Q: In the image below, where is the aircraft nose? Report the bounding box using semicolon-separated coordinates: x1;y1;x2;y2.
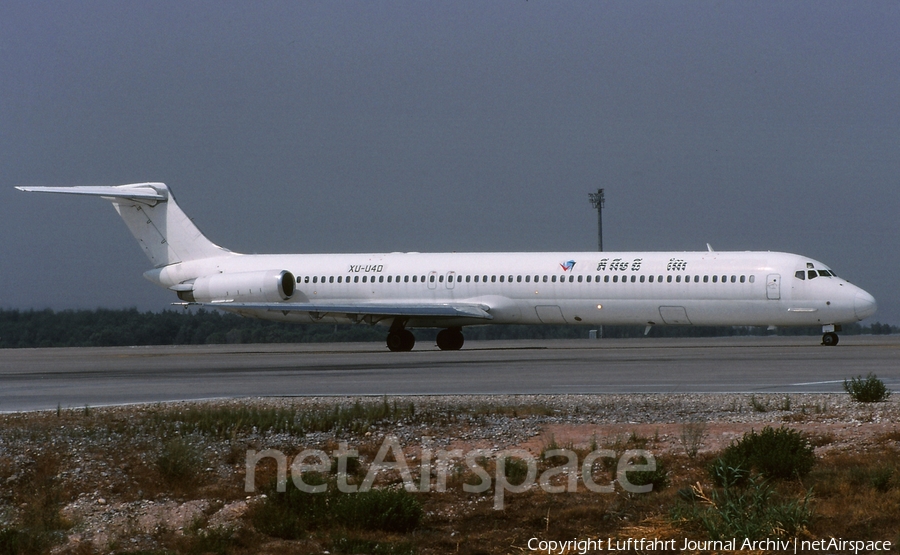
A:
854;290;877;320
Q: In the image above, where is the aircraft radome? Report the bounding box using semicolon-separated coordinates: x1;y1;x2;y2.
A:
17;183;877;350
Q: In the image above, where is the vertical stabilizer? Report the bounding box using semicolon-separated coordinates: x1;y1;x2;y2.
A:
16;182;233;267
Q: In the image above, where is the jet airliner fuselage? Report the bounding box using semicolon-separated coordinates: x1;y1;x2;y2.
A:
17;183;877;350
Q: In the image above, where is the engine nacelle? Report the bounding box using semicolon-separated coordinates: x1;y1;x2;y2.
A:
177;270;295;303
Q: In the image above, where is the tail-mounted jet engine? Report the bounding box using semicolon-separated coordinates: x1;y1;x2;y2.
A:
176;270;295;303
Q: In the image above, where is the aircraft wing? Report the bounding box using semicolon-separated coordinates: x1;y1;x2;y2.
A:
192;301;494;321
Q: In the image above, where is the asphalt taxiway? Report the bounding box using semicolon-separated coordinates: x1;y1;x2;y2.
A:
1;336;898;412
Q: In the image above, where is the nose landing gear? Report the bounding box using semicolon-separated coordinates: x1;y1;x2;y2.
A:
821;324;841;346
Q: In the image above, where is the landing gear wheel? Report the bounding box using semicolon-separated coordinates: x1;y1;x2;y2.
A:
822;332;839;346
436;328;465;351
387;330;416;352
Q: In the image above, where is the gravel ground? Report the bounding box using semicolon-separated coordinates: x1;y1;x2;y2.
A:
0;393;897;553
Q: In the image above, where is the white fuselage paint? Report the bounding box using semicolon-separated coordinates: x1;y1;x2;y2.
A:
146;250;876;329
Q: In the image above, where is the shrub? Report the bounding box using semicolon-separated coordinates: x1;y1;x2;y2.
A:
251;474;330;539
844;373;892;403
710;426;815;485
626;458;670;491
680;421;707;459
675;472;813;540
332;488;422;533
252;476;422;539
157;437;202;487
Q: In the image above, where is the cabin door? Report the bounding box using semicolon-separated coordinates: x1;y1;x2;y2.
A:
445;271;456;289
766;274;781;300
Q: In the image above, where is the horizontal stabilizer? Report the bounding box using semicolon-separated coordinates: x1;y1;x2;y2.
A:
194;302;494;320
16;183;167;201
16;182;231;267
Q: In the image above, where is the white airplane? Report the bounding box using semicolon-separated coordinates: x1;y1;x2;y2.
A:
17;182;876;350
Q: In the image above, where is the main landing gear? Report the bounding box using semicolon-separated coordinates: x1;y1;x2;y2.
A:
386;329;416;352
385;321;466;352
436;327;464;351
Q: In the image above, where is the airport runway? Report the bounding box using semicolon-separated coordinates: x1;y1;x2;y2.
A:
1;336;898;412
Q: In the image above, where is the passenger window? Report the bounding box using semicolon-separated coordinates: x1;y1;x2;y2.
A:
458;275;462;282
630;275;636;283
585;275;591;283
404;276;409;283
329;276;334;283
525;275;531;283
543;275;548;283
749;275;755;283
808;270;817;280
648;275;654;283
466;275;471;283
569;275;574;282
612;275;618;283
380;276;385;283
730;275;736;283
694;276;700;283
640;275;645;283
499;275;505;283
740;275;745;283
721;275;727;282
412;275;417;283
703;275;709;283
667;275;673;283
552;275;557;283
658;275;663;282
312;276;317;284
518;275;523;283
577;275;582;283
491;275;497;283
438;275;443;283
676;275;681;283
474;275;479;283
482;275;488;282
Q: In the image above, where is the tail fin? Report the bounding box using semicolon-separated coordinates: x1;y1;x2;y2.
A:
16;182;234;267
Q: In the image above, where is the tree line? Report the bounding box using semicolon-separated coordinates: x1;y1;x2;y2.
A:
0;308;895;349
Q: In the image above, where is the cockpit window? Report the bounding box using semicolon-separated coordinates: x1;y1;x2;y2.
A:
808;270;817;280
795;271;805;280
817;270;831;277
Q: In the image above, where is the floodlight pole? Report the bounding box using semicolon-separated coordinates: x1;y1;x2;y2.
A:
588;188;605;252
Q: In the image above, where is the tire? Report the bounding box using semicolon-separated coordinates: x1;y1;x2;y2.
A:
822;332;839;346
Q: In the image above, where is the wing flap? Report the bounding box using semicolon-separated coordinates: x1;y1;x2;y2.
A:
194;301;493;320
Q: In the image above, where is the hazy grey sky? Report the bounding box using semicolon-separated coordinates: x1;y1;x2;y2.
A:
2;1;898;324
